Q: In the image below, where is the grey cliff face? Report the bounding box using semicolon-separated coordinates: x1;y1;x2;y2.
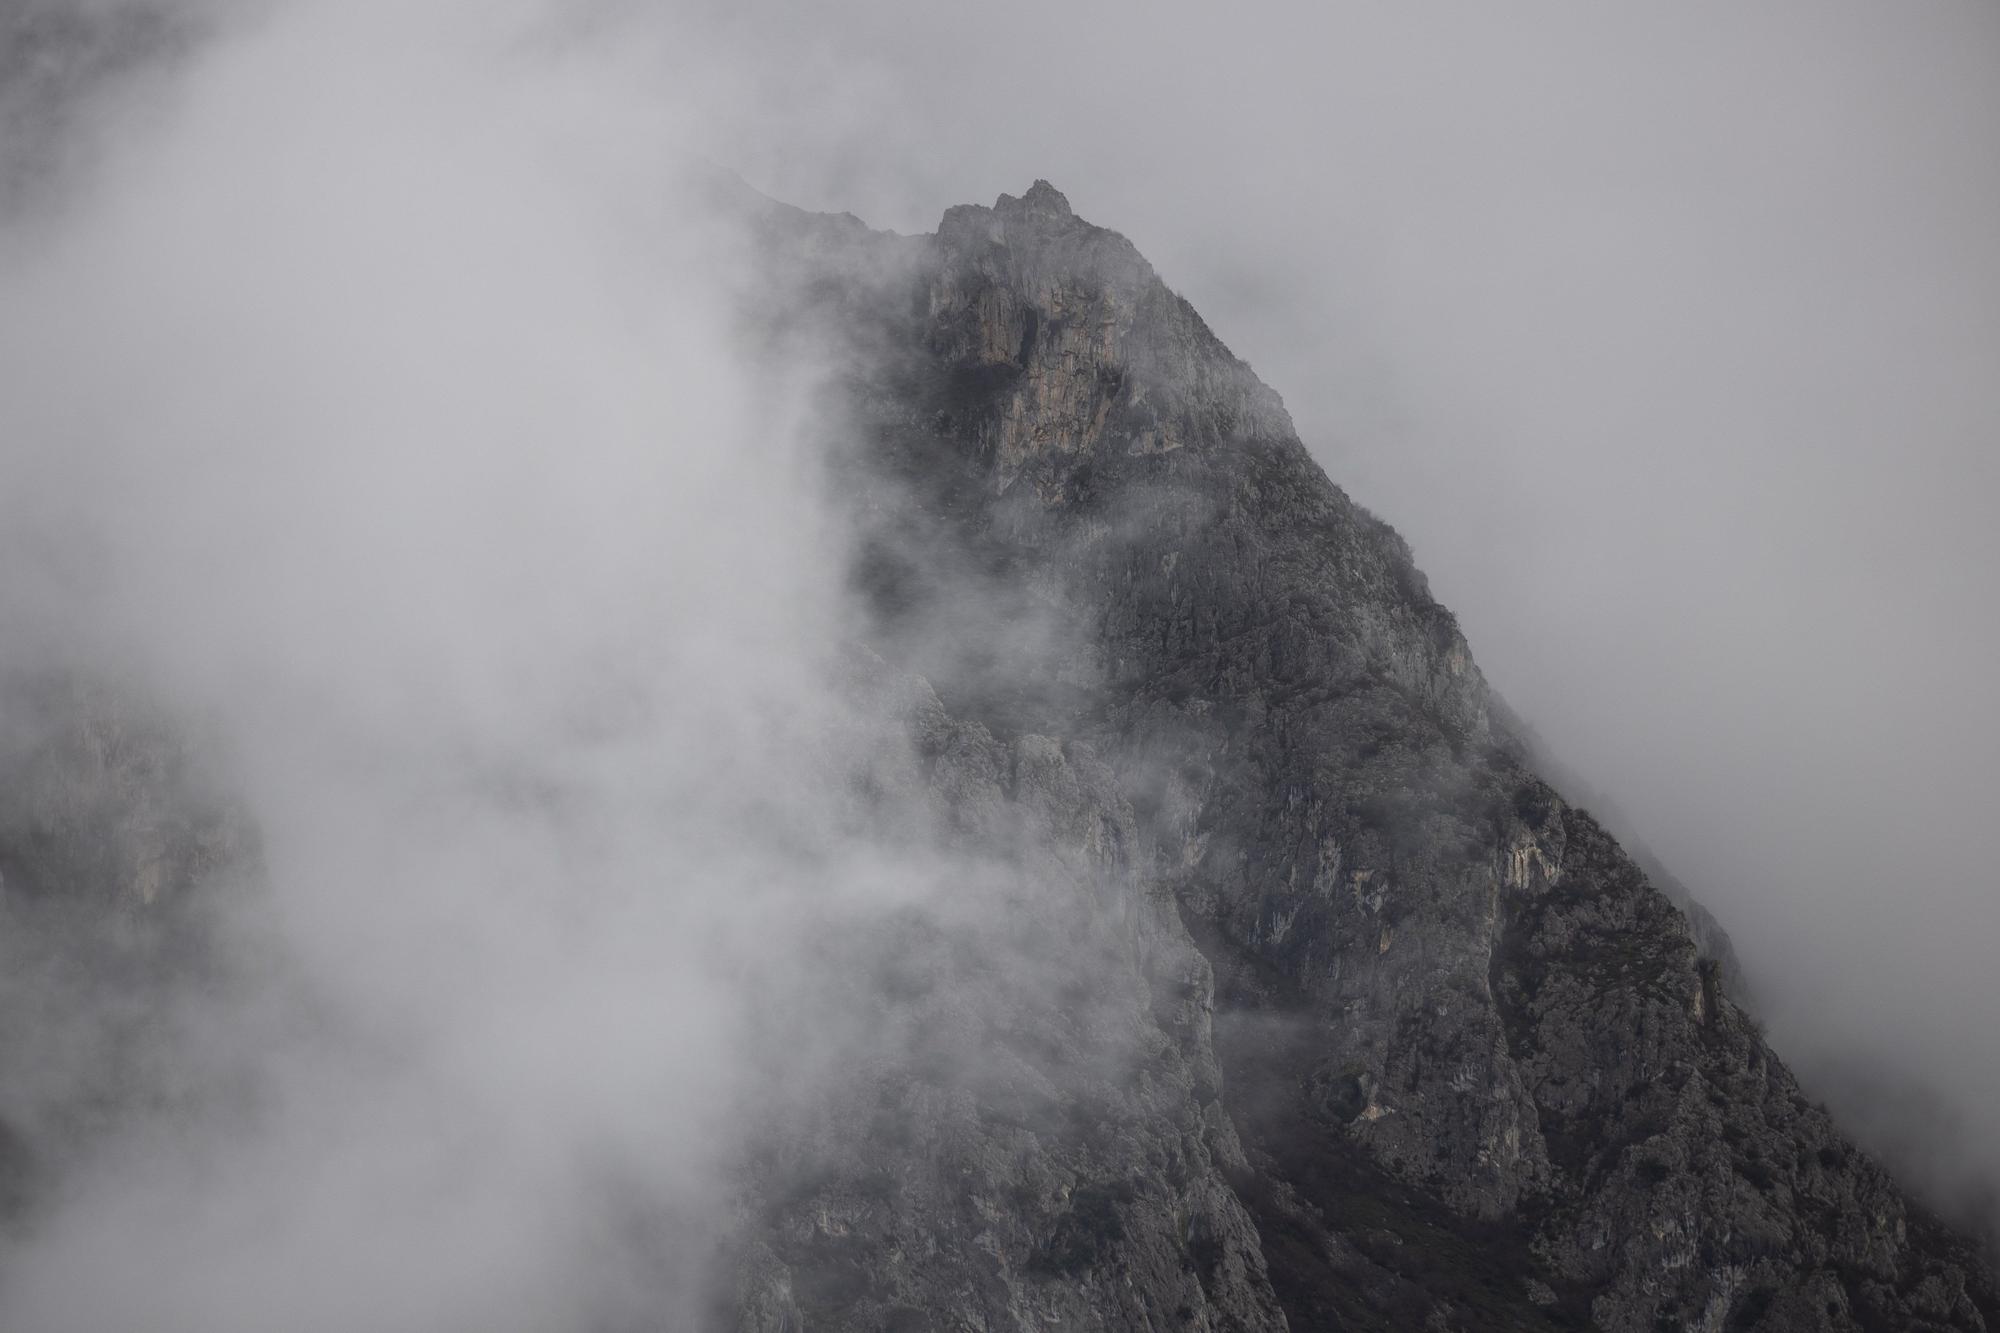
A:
731;180;1999;1331
726;666;1285;1332
1;179;1994;1332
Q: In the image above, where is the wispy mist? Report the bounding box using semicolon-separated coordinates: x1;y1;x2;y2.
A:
0;3;994;1326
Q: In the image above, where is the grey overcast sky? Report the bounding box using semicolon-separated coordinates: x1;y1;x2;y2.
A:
680;0;2000;1200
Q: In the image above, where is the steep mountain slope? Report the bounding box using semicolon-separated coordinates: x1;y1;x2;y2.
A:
2;179;1993;1331
735;180;1999;1331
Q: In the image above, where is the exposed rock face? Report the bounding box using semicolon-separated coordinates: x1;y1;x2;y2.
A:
3;179;1995;1332
726;669;1285;1332
0;674;244;1224
734;181;1999;1330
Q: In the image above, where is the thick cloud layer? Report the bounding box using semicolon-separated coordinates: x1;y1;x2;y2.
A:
0;3;959;1326
2;0;1995;1314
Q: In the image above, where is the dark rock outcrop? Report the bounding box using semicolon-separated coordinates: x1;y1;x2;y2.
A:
738;180;1999;1331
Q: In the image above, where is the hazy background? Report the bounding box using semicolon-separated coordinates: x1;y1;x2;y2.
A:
2;0;1996;1305
688;0;2000;1224
0;3;986;1326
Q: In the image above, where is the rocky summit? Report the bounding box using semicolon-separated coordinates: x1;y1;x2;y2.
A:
724;179;2000;1331
4;178;1996;1332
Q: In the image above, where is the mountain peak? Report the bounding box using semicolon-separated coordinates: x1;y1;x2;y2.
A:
10;168;1997;1333
995;178;1072;221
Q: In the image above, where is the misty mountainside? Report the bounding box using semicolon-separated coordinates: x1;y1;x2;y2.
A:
2;176;1995;1333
